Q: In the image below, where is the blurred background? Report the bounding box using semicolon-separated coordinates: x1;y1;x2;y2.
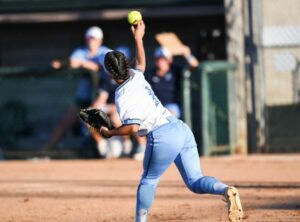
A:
0;0;299;160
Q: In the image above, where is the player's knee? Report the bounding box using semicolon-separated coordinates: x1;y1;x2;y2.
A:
136;183;156;211
138;179;159;191
186;179;205;194
185;181;197;193
187;184;198;193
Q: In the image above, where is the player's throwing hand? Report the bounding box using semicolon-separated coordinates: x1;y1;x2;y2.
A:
131;20;145;40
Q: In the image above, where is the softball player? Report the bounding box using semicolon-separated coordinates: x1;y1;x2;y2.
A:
99;21;243;222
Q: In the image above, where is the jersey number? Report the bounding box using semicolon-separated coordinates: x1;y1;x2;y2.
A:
145;86;160;107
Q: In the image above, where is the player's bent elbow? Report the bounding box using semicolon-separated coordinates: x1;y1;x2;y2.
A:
135;64;146;73
129;124;140;135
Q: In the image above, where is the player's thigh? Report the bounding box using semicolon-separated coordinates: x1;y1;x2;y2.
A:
142;125;184;181
175;124;203;185
182;122;198;150
175;146;203;185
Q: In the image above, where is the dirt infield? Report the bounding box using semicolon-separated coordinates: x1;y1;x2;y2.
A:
0;154;299;222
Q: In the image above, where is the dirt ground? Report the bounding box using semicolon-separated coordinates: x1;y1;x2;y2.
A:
0;154;299;222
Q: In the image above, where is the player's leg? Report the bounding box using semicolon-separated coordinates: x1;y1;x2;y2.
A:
174;144;228;195
174;122;243;221
136;123;184;222
174;121;227;194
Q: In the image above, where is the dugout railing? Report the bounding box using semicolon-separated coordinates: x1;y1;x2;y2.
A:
181;61;237;156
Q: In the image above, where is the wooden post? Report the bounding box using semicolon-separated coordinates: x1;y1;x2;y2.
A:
224;0;248;154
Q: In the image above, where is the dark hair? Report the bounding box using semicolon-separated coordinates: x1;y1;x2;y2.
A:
104;51;130;81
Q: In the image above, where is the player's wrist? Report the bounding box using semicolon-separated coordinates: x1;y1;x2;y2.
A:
100;127;113;138
108;129;114;137
135;37;143;43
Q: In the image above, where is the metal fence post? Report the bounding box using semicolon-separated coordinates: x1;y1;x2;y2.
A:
181;68;192;128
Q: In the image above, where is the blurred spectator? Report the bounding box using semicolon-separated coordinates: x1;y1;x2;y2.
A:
43;26;109;153
116;45;132;60
92;45;147;159
147;46;199;118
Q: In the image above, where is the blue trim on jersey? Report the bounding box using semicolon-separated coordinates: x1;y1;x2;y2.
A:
116;76;132;91
123;118;141;125
123;123;141;126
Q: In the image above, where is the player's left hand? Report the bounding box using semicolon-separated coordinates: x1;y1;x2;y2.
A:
100;126;112;138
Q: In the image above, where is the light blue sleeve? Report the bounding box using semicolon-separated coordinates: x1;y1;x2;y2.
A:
70;48;86;61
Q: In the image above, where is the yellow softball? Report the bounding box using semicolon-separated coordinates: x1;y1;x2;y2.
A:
127;10;142;25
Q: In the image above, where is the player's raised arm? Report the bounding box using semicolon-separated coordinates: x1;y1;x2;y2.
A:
131;20;146;73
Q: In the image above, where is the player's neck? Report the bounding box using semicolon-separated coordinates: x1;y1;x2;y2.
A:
114;77;130;86
115;79;125;85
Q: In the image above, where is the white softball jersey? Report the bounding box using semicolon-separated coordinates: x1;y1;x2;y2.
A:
115;69;172;136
